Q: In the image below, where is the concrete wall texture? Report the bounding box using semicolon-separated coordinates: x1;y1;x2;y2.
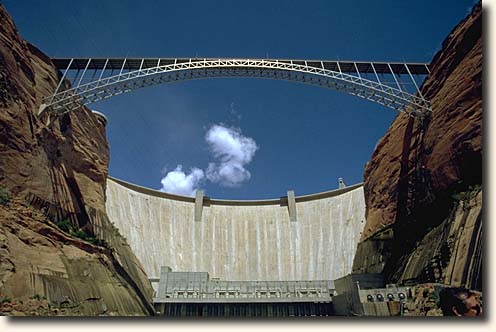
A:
105;177;366;281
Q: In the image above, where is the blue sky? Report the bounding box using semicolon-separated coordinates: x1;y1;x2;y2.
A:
4;0;477;199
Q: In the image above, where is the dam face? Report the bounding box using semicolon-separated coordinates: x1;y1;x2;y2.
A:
105;178;366;281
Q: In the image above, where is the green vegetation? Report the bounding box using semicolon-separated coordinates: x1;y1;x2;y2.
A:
451;184;481;202
55;219;72;233
31;294;47;301
0;297;11;304
71;228;107;246
0;187;11;205
54;219;107;247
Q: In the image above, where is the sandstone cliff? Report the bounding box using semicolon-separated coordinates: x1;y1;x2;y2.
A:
352;2;482;290
0;5;154;315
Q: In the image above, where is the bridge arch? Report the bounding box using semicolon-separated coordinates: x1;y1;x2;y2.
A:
39;58;431;118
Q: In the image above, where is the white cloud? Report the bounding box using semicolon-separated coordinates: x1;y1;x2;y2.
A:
229;102;242;123
158;124;258;194
206;162;251;187
159;165;204;197
205;125;258;187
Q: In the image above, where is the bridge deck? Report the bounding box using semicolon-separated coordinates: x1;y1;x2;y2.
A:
51;57;430;75
40;57;431;117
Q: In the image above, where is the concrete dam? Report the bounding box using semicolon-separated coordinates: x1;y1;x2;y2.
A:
105;177;366;282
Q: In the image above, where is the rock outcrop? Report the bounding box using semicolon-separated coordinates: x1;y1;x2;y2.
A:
0;5;154;315
352;2;482;290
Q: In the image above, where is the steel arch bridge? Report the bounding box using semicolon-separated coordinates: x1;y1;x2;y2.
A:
39;57;432;118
